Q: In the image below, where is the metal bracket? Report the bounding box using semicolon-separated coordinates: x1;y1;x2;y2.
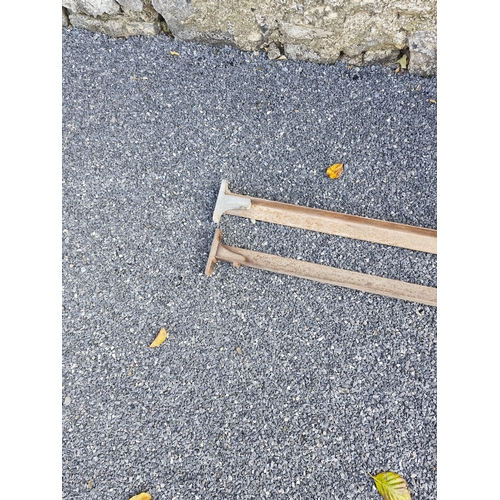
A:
212;180;252;223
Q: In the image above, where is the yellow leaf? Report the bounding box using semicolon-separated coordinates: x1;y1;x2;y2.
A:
129;494;152;500
397;54;407;69
170;51;180;56
276;55;287;60
371;471;412;500
429;99;436;103
236;347;243;355
326;163;344;179
150;327;168;347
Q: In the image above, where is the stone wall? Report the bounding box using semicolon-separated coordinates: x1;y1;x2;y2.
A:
62;0;437;76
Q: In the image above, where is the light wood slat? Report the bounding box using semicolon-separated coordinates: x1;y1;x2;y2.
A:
206;230;437;307
226;197;437;254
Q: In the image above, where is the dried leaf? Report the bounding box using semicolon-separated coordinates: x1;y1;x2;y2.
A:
236;347;243;355
371;471;412;500
87;479;92;489
129;494;151;500
150;327;168;347
326;163;344;179
429;99;436;104
170;51;180;56
397;54;407;69
276;55;287;61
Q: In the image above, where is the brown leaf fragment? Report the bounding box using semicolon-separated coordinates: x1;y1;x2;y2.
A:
326;163;344;179
371;471;412;500
429;99;436;104
129;494;152;500
170;50;180;56
150;327;168;347
276;55;287;61
236;347;243;355
87;479;92;489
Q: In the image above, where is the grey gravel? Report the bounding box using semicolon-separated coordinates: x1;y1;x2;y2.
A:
62;27;437;500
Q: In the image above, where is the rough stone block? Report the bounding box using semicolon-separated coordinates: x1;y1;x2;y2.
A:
68;12;161;37
266;42;281;60
150;0;435;72
63;0;121;17
408;30;437;77
117;0;143;12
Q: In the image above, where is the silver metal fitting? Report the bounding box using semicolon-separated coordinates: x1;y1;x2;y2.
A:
212;180;252;223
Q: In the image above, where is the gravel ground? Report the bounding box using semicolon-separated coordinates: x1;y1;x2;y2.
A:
62;27;437;500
